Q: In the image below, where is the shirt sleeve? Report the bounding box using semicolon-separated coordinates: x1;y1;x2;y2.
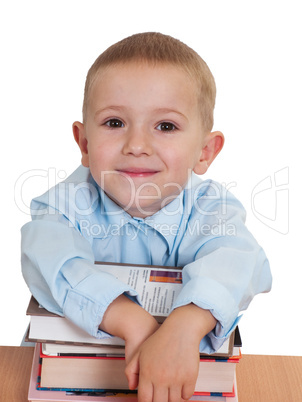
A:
21;206;139;339
172;182;272;354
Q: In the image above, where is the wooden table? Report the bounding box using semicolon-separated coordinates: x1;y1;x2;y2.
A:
0;346;301;401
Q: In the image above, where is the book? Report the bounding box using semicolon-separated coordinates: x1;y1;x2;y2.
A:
38;344;240;394
41;342;125;357
40;326;241;358
26;262;237;358
28;344;239;401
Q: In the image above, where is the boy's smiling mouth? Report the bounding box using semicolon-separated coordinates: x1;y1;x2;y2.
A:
117;167;160;178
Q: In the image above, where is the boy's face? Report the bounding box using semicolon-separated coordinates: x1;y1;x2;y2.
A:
74;62;223;218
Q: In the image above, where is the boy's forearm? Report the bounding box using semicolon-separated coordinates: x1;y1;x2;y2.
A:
100;296;216;346
163;303;217;344
99;294;159;343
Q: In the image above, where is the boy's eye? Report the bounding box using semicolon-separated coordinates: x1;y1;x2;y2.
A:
105;119;124;128
156;122;176;132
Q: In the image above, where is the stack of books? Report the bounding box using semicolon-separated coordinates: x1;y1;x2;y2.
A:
26;262;241;401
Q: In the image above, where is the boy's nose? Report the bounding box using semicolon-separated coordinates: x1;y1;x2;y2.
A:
122;127;153;156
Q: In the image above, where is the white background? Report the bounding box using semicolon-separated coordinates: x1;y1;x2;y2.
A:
1;1;301;355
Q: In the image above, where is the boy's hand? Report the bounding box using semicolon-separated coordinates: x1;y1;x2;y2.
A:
125;304;217;402
126;323;200;401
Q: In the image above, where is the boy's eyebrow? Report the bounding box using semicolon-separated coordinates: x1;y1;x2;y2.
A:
94;106;188;121
153;108;188;122
94;106;125;119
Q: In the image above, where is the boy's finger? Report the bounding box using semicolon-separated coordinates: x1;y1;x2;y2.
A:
137;379;154;402
153;385;168;402
181;381;196;401
168;385;183;402
125;354;140;390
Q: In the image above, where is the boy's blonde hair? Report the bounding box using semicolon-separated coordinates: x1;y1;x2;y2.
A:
83;32;216;131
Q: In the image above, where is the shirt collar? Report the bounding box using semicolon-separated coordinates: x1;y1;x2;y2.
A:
143;191;184;254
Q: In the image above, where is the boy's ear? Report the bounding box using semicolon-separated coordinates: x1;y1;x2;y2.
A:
72;121;89;167
193;131;224;175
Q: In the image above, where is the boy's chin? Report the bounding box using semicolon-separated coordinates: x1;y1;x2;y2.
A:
122;203;161;219
104;192;160;218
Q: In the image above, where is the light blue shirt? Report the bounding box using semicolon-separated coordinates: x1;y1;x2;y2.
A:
21;166;272;353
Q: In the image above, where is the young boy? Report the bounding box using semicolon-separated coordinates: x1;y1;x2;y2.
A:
21;32;272;401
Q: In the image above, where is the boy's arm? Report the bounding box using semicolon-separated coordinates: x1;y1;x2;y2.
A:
170;181;272;355
99;294;159;363
21;217;141;340
125;303;217;402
